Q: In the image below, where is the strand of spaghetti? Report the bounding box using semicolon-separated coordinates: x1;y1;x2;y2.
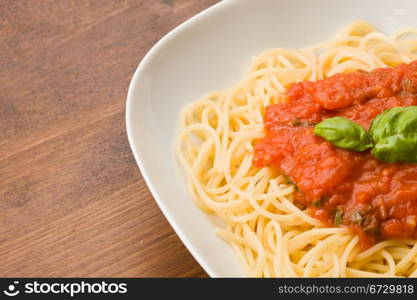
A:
346;268;403;278
380;250;395;277
280;231;298;277
231;224;256;270
242;223;266;277
302;254;317;277
332;49;378;69
278;197;322;226
217;90;232;173
215;226;247;244
245;91;264;124
340;236;359;277
368;48;390;67
254;187;294;201
268;74;286;94
304;253;335;277
177;124;221;171
408;264;417;278
332;253;341;278
268;221;284;277
340;20;377;38
226;170;311;224
181;97;223;133
190;139;214;174
392;27;417;40
248;49;313;71
231;153;253;182
184;180;210;213
226;207;301;223
256;215;266;242
288;228;349;252
297;235;350;268
230;241;252;276
224;145;307;222
363;263;389;273
177;132;251;212
265;183;319;226
355;240;404;260
395;241;417;273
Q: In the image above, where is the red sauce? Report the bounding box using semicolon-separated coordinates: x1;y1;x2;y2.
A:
253;61;417;248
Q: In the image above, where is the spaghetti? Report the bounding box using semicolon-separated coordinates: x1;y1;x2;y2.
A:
176;21;417;277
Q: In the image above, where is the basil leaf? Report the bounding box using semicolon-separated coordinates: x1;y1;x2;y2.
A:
334;209;343;226
312;199;321;208
312;196;329;208
314;117;373;151
292;118;318;127
292;118;304;127
369;106;417;163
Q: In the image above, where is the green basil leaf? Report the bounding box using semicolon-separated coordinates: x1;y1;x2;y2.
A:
334;209;343;226
314;117;373;151
369;106;417;163
312;199;321;208
312;196;329;208
292;118;304;127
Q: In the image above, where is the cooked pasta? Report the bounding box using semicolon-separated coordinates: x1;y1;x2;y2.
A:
176;21;417;277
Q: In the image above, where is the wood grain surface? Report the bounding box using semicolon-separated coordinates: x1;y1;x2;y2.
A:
0;0;219;277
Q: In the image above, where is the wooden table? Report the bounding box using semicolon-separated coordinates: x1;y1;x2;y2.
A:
0;0;219;278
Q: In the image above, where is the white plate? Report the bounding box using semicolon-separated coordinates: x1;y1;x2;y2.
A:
126;0;417;277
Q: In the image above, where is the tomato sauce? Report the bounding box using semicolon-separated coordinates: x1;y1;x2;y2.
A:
253;61;417;248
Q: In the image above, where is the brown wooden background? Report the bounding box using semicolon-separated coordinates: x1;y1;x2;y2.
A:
0;0;219;277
